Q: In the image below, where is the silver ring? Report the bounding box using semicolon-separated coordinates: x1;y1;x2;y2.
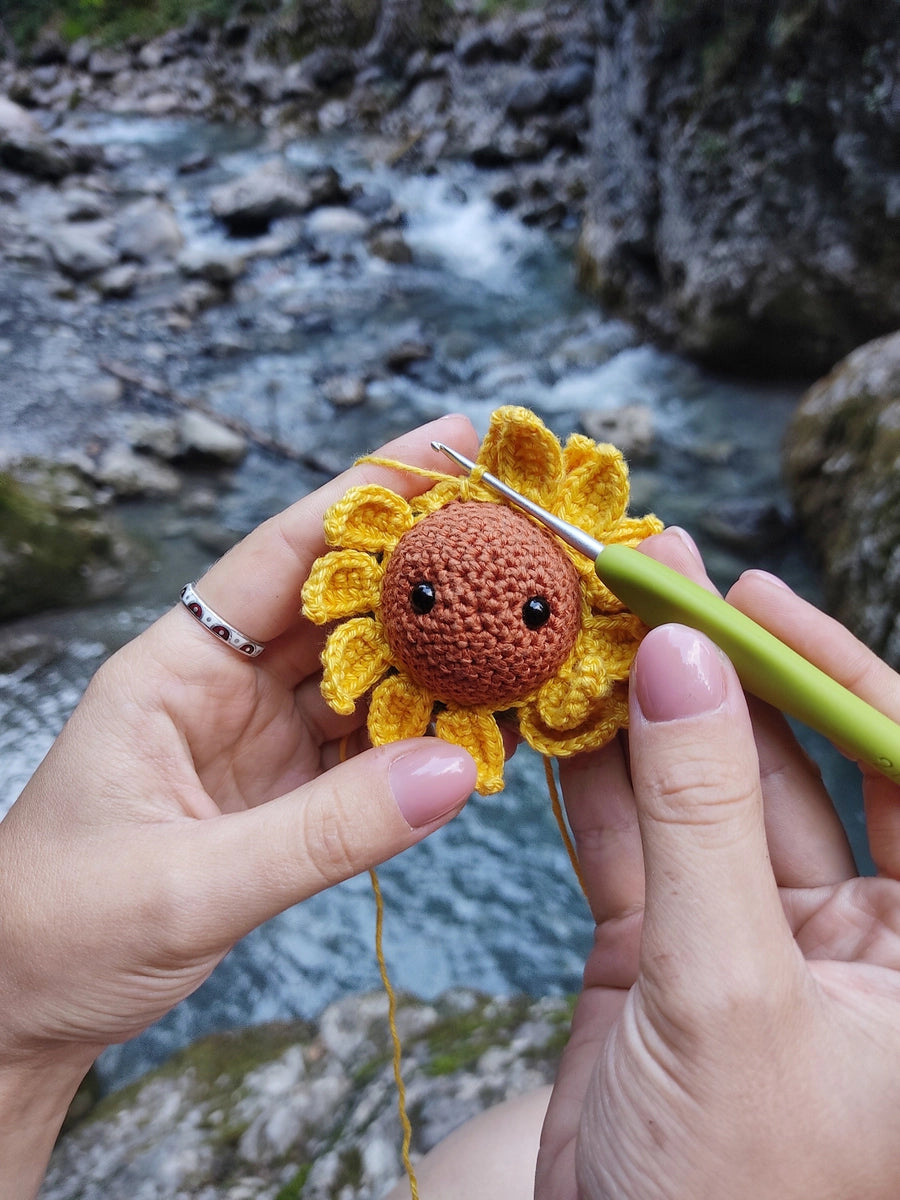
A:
180;582;266;658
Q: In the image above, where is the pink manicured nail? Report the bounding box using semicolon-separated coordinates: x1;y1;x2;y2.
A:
740;568;792;591
666;525;703;562
634;625;727;722
390;743;476;828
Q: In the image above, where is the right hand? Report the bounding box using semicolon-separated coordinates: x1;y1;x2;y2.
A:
537;532;900;1199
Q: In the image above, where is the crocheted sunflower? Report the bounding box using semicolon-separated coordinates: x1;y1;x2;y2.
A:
302;406;663;793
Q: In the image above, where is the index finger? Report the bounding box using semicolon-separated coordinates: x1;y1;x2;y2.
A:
727;570;900;724
728;569;900;874
192;414;479;646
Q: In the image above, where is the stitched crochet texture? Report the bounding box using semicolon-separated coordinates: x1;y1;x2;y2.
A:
301;405;664;793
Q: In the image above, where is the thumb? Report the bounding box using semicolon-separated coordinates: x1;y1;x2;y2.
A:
629;625;793;995
173;738;475;951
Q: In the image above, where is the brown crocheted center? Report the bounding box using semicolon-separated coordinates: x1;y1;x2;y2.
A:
380;500;581;708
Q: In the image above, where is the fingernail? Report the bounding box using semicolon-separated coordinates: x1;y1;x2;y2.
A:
741;568;792;591
390;743;476;828
634;625;727;722
667;525;703;562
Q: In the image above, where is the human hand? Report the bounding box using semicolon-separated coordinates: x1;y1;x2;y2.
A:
536;529;900;1199
0;416;479;1197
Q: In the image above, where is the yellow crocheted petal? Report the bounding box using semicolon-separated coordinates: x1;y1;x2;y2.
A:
519;680;630;758
532;611;645;731
368;672;435;746
411;477;465;516
606;513;666;545
558;435;631;532
323;484;415;552
434;705;505;795
478;406;564;507
301;549;384;624
320;616;394;716
534;658;611;731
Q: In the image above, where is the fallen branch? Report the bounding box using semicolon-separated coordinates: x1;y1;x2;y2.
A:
98;357;330;472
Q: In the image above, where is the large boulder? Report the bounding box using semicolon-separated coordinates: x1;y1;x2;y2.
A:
43;990;571;1199
0;461;131;622
578;0;900;376
783;332;900;667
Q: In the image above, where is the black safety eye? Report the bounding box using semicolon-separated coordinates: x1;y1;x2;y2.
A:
522;596;551;630
410;582;436;615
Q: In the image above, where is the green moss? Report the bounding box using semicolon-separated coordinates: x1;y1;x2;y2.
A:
0;467;121;621
275;1163;311;1200
423;995;537;1077
333;1146;364;1192
87;1021;311;1126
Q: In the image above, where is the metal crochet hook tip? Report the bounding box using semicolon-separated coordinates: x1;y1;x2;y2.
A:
431;440;605;560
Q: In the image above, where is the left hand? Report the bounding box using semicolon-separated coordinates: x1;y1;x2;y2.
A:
0;416;479;1074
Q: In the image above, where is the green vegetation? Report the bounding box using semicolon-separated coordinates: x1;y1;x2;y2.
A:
0;466;116;622
274;1163;312;1200
423;994;538;1077
6;0;255;51
4;0;544;54
84;1021;309;1127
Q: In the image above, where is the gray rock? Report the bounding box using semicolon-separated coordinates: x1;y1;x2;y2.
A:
178;242;247;284
385;338;432;372
784;331;900;667
68;37;94;70
0;96;42;138
128;416;181;460
178;410;247;464
48;221;119;278
93;444;182;497
579;403;657;463
42;991;570;1200
548;60;593;105
306;205;369;238
321;373;368;408
88;48;132;78
506;73;551;118
210;160;312;236
368;226;413;264
698;498;793;554
96;262;140;299
116;198;184;263
0;128;76;181
577;0;900;374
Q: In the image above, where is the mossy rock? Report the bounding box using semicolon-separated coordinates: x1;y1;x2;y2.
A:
783;331;900;666
0;460;131;622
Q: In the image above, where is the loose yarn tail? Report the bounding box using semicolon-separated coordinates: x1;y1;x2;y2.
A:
544;755;588;899
370;866;420;1200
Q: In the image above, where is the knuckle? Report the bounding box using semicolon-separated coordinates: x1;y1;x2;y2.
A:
299;781;366;889
645;750;758;833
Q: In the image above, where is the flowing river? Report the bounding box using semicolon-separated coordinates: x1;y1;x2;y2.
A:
0;114;866;1090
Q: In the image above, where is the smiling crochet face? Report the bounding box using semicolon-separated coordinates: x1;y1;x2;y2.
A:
301;406;663;793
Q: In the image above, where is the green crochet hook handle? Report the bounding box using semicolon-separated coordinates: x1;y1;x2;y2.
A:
596;543;900;784
430;440;900;786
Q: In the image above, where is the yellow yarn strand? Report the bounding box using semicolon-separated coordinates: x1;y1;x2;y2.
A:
543;755;588;899
336;735;419;1197
355;453;488;498
370;867;420;1200
355;453;459;483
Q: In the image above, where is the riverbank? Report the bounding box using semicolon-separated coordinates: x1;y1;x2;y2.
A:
42;988;571;1199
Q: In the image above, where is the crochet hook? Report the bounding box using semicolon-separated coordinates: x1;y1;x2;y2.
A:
431;440;900;784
